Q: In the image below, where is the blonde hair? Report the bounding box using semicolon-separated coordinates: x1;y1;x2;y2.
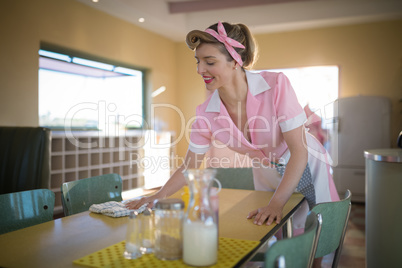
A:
185;22;258;69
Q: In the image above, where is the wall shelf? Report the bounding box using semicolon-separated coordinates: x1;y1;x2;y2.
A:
50;130;173;214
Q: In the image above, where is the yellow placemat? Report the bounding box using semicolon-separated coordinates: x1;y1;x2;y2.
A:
73;237;260;268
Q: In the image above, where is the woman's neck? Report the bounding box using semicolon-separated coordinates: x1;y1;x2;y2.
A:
218;70;248;109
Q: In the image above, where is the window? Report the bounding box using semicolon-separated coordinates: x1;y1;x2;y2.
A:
262;66;339;118
38;47;146;131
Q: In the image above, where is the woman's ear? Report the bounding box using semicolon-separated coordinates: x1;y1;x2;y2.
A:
233;61;239;70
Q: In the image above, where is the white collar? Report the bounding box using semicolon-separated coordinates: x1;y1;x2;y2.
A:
205;70;271;113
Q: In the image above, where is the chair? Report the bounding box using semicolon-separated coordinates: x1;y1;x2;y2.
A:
0;189;55;235
311;189;352;267
61;173;123;216
211;167;254;190
0;127;51;194
265;211;322;268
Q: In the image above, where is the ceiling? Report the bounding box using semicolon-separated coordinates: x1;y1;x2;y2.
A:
76;0;402;42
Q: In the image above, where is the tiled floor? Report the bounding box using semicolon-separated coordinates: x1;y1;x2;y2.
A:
322;202;366;268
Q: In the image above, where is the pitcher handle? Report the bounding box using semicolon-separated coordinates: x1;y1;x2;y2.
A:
211;178;222;195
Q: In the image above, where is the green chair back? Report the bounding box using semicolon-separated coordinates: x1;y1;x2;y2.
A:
61;173;123;216
0;189;55;235
211;168;254;190
265;211;322;268
311;189;352;267
0;127;51;194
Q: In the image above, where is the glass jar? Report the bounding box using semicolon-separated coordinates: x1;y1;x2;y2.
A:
182;169;218;266
153;198;184;260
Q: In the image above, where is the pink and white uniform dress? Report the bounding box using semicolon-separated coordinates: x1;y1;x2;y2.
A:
188;70;340;232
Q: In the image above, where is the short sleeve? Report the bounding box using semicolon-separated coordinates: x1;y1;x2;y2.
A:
188;106;212;154
274;72;307;132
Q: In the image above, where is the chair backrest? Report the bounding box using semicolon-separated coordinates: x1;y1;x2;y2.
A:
61;173;123;216
0;189;55;235
211;168;254;190
311;189;352;267
265;211;322;268
0;127;51;194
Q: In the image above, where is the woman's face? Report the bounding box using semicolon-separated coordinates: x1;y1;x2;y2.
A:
195;43;235;90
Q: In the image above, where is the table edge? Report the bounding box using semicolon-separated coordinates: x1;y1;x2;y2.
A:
235;196;306;267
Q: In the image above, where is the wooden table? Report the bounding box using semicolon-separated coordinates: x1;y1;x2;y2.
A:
0;189;304;268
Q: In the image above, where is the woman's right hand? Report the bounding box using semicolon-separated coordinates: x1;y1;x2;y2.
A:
125;194;159;210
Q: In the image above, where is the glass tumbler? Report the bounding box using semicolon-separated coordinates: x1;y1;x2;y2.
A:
123;211;142;259
140;208;154;254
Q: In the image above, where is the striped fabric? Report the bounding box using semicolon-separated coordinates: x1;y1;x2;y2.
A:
89;201;147;217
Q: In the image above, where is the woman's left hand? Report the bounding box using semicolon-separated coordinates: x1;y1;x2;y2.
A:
247;204;283;226
247;125;307;226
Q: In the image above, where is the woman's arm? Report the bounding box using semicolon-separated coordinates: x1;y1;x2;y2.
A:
247;125;308;225
125;150;204;209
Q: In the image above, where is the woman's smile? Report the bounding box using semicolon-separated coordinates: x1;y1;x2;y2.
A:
203;76;214;84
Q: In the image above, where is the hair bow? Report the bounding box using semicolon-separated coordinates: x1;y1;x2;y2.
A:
205;21;245;66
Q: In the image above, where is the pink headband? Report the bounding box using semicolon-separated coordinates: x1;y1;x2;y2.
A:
205;21;245;66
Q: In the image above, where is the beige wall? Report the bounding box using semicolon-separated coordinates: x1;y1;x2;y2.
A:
1;0;401;159
175;19;402;157
0;0;179;134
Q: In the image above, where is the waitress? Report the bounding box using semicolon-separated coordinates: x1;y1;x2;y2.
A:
126;21;339;235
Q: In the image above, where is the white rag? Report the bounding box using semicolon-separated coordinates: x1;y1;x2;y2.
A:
89;201;148;218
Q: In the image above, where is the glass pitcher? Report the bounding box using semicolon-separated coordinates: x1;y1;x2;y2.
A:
182;169;218;266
